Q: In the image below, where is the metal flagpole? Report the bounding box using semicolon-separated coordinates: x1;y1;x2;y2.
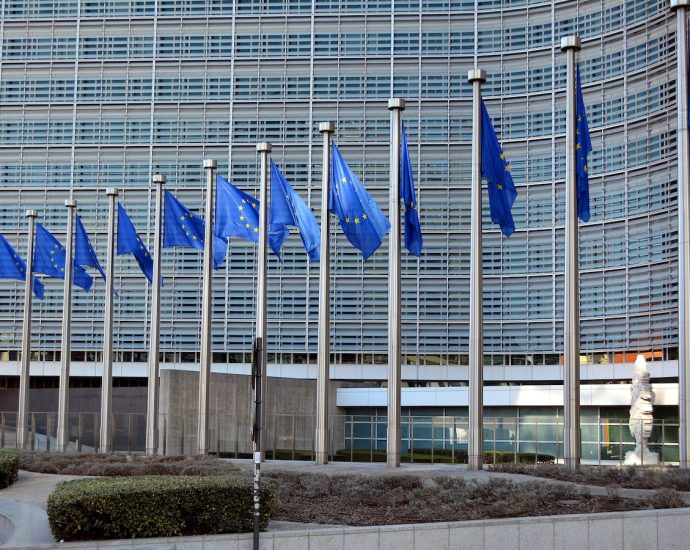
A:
387;98;405;468
253;141;271;550
561;35;582;471
468;69;486;471
197;159;217;455
17;210;37;450
146;174;166;456
672;0;690;469
315;122;334;465
57;199;77;453
99;188;119;453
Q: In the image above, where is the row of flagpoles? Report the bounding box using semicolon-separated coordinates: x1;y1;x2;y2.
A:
12;31;689;472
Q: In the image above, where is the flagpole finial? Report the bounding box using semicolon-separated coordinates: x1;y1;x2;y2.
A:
467;69;486;83
388;98;406;111
25;210;36;218
65;198;77;208
671;0;690;10
560;36;582;52
256;142;272;153
106;188;119;197
319;122;335;134
203;159;217;169
153;174;166;184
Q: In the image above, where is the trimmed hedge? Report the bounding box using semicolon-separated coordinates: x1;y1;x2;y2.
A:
0;449;19;488
333;449;554;464
47;475;274;542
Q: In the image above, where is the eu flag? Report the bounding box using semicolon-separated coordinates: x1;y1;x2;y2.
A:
163;191;226;269
576;64;592;222
75;215;106;281
215;175;260;244
269;160;320;261
117;203;154;283
0;233;44;299
33;223;93;291
481;100;517;237
329;142;390;260
400;125;423;256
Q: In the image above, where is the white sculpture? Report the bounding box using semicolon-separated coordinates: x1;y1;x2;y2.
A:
624;354;659;465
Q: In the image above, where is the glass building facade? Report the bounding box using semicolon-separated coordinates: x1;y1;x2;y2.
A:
0;0;679;383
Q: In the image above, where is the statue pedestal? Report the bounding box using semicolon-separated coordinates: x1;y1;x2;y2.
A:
624;448;659;466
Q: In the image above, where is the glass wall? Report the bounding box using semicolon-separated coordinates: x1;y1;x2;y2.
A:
0;0;678;376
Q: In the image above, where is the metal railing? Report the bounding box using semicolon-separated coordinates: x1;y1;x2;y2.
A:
0;411;678;465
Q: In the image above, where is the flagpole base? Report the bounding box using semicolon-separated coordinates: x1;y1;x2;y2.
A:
387;454;401;468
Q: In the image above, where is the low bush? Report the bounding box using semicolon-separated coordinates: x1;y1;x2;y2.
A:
0;449;19;488
332;448;554;465
47;475;274;541
20;452;237;477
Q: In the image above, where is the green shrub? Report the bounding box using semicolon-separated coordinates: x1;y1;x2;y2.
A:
47;475;274;541
0;449;19;488
332;448;554;465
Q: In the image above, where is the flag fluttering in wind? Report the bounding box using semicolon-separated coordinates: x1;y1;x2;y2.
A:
329;142;390;260
0;234;44;299
75;215;106;281
163;191;226;269
576;64;592;223
481;100;518;237
214;175;261;267
33;223;93;291
117;203;154;282
269;160;320;261
400;125;423;256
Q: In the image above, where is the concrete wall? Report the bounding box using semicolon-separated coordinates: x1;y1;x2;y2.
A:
158;370;366;455
23;507;690;550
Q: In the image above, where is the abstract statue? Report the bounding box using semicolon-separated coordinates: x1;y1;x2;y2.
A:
624;354;659;465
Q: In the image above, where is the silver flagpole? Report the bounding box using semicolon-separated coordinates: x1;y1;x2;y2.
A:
17;210;37;450
315;122;334;465
672;0;690;469
197;159;217;455
146;174;166;456
99;188;118;454
468;69;486;471
387;98;405;468
561;35;582;471
256;142;271;464
57;199;77;453
253;141;271;550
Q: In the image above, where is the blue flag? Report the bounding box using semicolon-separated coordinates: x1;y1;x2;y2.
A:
75;215;106;282
215;175;260;246
329;142;390;260
269;160;320;262
400;125;423;256
481;100;517;237
117;203;154;283
0;234;44;299
163;191;226;269
576;64;592;223
33;223;93;291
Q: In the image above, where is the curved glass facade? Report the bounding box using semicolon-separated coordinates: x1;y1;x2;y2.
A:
0;0;679;377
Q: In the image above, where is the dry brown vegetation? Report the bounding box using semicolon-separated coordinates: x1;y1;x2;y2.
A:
264;472;681;526
19;452;238;477
489;462;690;492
